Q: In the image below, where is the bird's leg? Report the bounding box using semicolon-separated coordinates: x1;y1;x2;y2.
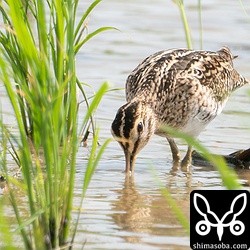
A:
181;145;193;167
167;138;181;163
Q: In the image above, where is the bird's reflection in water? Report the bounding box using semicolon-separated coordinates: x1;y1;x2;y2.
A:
168;160;193;190
111;165;190;246
112;175;153;244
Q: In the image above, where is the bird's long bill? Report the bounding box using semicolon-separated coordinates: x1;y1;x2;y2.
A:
125;150;136;173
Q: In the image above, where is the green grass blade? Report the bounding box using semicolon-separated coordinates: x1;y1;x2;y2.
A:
82;81;109;129
172;0;193;49
198;0;203;49
74;0;102;41
70;131;110;248
74;27;119;54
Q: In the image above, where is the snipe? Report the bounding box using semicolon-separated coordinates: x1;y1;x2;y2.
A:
111;47;249;173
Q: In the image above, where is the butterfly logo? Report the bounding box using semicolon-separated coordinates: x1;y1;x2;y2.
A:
193;193;247;241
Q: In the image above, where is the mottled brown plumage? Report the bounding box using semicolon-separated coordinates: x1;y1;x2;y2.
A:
111;47;248;173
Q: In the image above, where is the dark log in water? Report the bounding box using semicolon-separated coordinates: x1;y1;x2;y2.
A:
192;148;250;169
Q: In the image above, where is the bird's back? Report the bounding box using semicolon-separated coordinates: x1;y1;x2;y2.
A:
125;47;248;136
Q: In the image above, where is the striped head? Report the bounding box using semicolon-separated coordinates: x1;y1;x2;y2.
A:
111;101;156;173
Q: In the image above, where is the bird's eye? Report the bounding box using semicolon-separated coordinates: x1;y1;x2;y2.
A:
137;122;143;133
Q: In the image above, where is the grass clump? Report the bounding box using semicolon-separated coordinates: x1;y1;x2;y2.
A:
0;0;114;249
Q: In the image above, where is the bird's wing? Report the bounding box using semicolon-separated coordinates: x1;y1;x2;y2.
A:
125;47;247;102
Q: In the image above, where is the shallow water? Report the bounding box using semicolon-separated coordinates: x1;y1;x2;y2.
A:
1;0;250;249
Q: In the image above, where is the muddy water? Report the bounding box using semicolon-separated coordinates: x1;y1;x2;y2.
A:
2;0;250;249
